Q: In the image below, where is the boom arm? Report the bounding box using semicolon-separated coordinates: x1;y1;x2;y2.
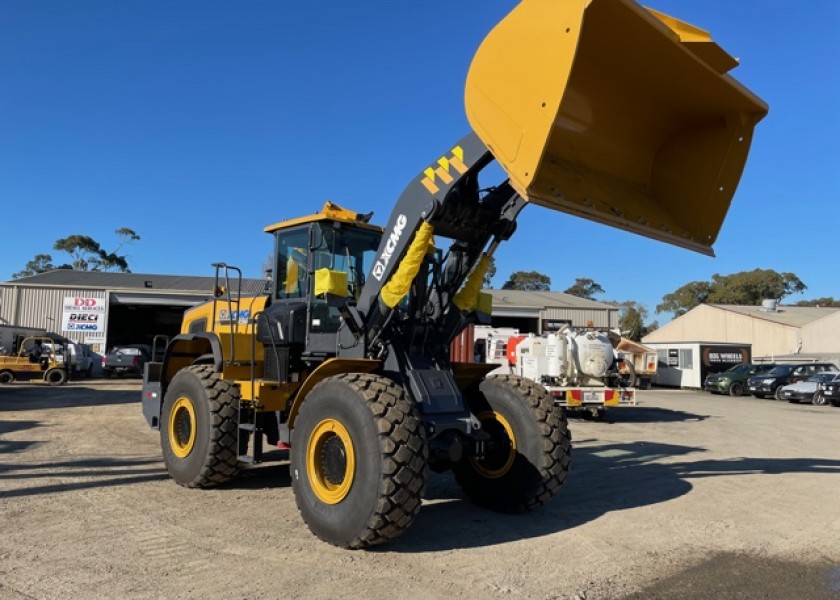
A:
354;132;524;356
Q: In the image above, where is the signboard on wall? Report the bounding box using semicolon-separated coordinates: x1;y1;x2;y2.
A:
702;346;750;366
61;296;106;334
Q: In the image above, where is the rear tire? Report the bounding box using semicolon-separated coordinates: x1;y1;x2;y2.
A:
160;365;241;488
729;382;744;397
454;375;571;512
291;373;427;549
0;370;14;384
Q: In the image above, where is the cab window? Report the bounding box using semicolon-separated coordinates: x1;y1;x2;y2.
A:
275;228;310;300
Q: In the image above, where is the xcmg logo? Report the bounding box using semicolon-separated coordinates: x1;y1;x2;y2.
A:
67;323;98;331
371;214;407;281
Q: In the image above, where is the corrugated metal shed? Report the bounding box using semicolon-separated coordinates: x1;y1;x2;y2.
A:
0;271;268;349
5;270;267;295
485;290;618;329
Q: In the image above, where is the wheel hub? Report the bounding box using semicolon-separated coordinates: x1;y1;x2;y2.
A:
306;418;356;504
320;435;347;485
169;397;196;458
469;411;516;479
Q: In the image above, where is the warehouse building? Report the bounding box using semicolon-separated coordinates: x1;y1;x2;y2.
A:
0;272;618;356
485;289;619;333
0;271;267;355
642;301;840;381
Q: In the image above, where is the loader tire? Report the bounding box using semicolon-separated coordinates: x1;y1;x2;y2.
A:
454;375;571;512
290;373;427;549
160;365;241;488
0;370;14;384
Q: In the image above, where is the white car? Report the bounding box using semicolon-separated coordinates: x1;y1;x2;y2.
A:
778;372;840;405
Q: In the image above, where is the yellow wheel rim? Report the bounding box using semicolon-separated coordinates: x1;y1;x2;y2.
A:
307;418;355;504
470;410;516;479
169;397;197;459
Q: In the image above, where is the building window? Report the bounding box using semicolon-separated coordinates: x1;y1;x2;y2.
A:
679;348;694;369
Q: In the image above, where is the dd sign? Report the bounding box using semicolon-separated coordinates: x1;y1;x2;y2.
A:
61;296;106;333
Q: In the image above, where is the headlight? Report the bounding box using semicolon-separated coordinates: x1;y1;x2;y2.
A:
761;378;776;384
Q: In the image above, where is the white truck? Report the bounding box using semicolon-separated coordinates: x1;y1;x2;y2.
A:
479;326;636;417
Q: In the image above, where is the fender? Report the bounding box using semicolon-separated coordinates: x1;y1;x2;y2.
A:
161;332;224;390
287;358;380;428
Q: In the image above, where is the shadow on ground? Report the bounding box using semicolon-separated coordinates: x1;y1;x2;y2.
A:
592;405;711;424
210;438;840;552
622;552;840;600
0;456;167;499
0;384;139;411
385;440;840;552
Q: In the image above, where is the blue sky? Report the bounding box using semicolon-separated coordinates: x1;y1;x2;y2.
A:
2;1;838;325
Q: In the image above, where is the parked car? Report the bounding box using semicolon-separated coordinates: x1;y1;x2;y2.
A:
102;344;153;378
747;363;840;400
45;341;94;378
778;372;840;404
818;376;840;407
703;363;776;396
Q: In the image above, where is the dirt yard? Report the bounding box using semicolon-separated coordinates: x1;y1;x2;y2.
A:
1;381;839;599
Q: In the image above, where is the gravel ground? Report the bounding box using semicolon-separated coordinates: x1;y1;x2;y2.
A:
1;381;839;599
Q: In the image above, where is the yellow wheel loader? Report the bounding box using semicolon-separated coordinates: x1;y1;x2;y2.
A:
142;0;767;548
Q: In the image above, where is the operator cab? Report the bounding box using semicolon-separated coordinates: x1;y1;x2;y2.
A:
264;202;383;354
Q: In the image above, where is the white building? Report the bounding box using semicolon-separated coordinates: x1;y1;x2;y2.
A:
642;302;840;387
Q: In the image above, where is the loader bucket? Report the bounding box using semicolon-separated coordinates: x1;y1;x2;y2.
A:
465;0;768;255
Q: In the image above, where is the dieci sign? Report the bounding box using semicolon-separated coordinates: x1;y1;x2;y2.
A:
61;296;106;333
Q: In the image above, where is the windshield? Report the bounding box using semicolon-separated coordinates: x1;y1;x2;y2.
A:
807;373;839;383
765;365;794;376
316;225;382;300
723;364;750;375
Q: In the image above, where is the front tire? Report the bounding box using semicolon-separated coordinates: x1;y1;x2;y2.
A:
45;368;67;386
290;373;427;549
160;365;241;488
813;391;828;406
454;375;571;512
0;370;14;384
729;382;744;397
775;386;786;401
